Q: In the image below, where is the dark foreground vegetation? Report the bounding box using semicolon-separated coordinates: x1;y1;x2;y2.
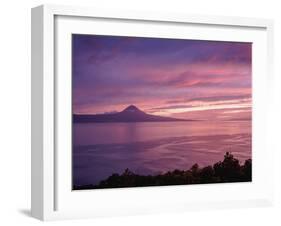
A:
73;152;252;190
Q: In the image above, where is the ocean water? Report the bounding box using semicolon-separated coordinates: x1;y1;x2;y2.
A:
73;121;251;186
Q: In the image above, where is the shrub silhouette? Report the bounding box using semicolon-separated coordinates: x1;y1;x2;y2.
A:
242;159;252;181
213;152;242;182
200;166;217;183
73;152;252;190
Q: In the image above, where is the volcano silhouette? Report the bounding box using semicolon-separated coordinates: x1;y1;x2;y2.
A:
73;105;189;123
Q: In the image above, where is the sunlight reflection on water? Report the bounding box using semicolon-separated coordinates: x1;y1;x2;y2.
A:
73;121;251;186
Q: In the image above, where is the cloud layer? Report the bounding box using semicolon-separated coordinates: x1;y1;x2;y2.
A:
73;34;252;120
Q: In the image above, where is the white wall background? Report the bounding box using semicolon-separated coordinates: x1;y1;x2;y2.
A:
0;0;280;225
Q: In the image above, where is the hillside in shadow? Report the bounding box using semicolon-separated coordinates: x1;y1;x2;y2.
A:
73;152;252;190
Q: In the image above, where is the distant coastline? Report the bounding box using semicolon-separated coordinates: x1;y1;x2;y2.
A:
73;105;193;123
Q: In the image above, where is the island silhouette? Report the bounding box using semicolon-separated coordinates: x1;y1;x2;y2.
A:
73;105;191;123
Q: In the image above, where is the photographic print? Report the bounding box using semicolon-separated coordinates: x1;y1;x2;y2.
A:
72;34;252;190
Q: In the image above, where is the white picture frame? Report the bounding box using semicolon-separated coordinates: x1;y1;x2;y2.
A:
31;4;274;221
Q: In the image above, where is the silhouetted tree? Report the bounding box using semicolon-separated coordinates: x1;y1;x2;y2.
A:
190;163;199;176
74;152;252;190
242;159;252;181
213;152;242;182
200;166;216;183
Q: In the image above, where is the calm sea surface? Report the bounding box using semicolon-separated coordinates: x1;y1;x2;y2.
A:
73;121;251;186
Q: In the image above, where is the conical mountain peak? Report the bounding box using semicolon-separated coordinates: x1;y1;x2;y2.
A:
123;105;142;112
74;104;188;123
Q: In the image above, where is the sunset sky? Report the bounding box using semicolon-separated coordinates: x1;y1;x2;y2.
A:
72;34;252;121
